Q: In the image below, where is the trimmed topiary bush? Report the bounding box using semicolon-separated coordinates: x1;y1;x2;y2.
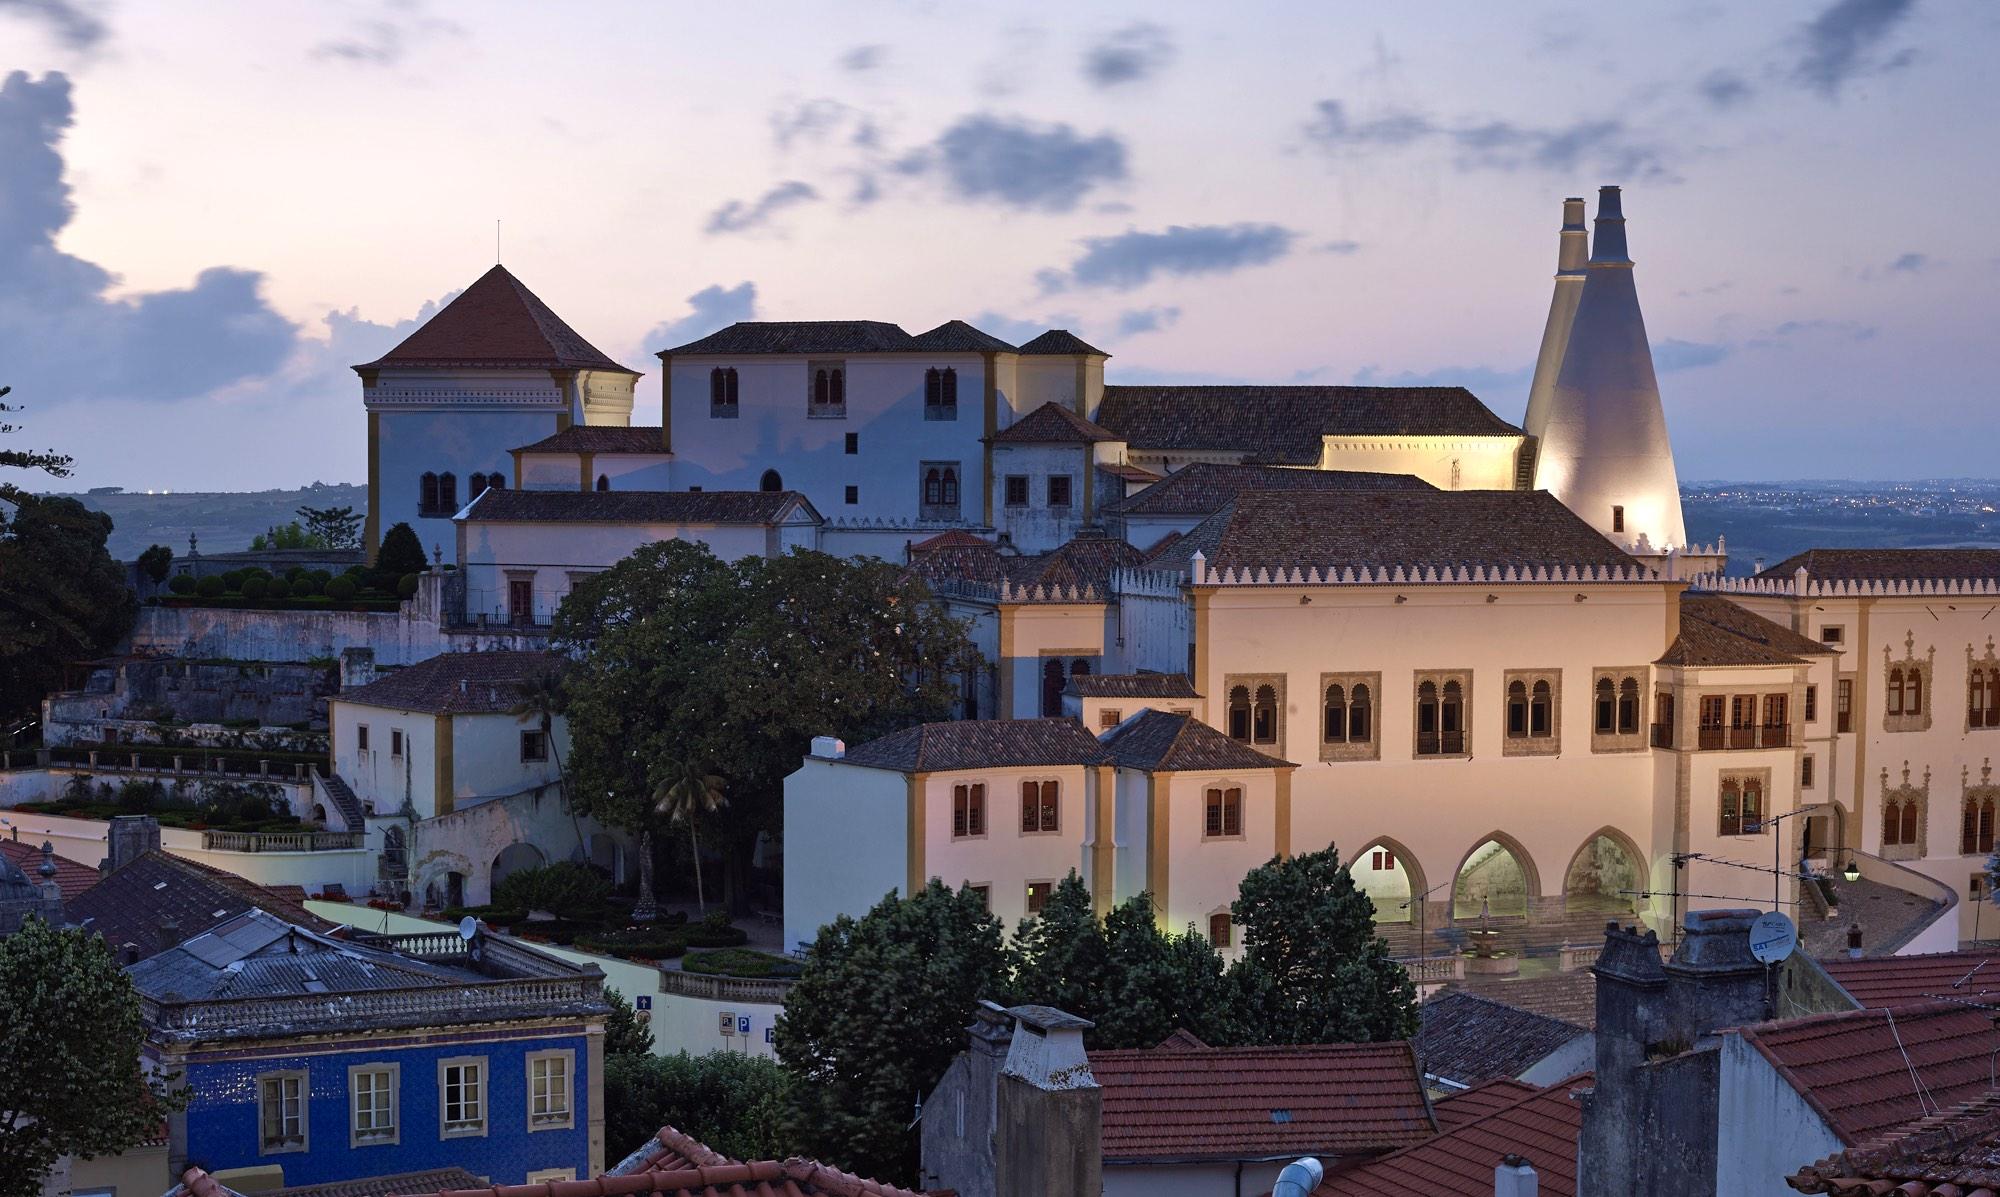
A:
397;573;420;598
492;862;611;920
221;569;248;590
240;576;269;599
325;576;358;601
168;575;196;595
292;576;322;597
378;522;428;576
195;576;225;598
265;577;290;599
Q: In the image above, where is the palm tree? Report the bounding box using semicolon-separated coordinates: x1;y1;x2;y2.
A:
510;666;585;855
653;760;728;913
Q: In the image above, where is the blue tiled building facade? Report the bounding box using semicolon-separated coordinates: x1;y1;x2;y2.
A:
135;912;608;1188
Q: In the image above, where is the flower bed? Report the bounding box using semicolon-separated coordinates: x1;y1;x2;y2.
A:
681;948;801;979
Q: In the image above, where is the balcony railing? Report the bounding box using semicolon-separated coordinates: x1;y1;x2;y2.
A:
1650;723;1675;749
1415;730;1466;756
201;830;365;853
656;969;795;1005
1760;725;1790;748
1696;726;1794;751
1396;955;1467;986
144;973;603;1040
1729;727;1757;749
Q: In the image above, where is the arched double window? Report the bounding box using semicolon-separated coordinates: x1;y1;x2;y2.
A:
709;367;739;415
1883;795;1921;846
1020;780;1060;833
467;472;504;499
1972;667;2000;729
924;367;959;418
810;364;845;413
1204;786;1243;838
1963;794;1996;855
1720;776;1765;836
923;467;960;506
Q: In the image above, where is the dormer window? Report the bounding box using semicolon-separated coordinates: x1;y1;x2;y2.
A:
925;368;958;420
809;362;846;417
709;367;739;417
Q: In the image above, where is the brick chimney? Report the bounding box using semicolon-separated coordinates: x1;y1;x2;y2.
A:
105;815;161;874
994;1006;1100;1197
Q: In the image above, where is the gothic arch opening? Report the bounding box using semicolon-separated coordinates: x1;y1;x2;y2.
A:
1453;833;1540;920
1562;827;1647;916
1350;836;1426;925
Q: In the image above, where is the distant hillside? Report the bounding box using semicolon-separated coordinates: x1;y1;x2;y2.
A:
47;483;367;561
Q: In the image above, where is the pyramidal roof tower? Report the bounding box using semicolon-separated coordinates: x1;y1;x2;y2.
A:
1521;197;1589;446
1531;186;1687;553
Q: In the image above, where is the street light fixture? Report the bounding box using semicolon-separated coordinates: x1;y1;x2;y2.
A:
1841;856;1861;883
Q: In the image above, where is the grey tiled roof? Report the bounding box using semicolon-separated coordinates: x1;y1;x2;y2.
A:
1096;385;1521;465
357;265;638;374
1106;462;1435;517
1758;548;2000;583
1155;490;1639;575
128;910;484;1002
1018;329;1109;356
839;718;1111;772
1417;990;1587;1088
991;402;1121;445
336;650;562;715
1002;535;1147;594
1658;594;1833;667
1067;673;1200;699
513;425;667;454
908;319;1017;352
462;487;817;526
1101;709;1293;771
69;850;334;961
662;320;914;355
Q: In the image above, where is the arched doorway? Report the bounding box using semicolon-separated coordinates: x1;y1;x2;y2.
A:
1562;828;1647;917
1351;837;1426;925
1453;834;1539;920
490;841;546;892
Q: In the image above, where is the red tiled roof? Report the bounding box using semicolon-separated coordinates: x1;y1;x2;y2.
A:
1100;708;1295;772
398;1161;926;1197
69;849;335;960
1155;1027;1211;1049
1658;594;1832;667
1821;950;2000;1009
1760;548;2000;584
1737;1002;2000;1146
358;266;638;374
908;529;994;555
607;1125;737;1175
1087;1041;1435;1162
514;425;668;455
1788;1093;2000;1195
1417;990;1587;1089
336;650;563;715
989;401;1121;444
1432;1078;1540;1129
0;838;96;900
1315;1075;1589;1197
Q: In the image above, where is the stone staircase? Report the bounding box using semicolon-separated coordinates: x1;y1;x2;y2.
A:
316;772;367;832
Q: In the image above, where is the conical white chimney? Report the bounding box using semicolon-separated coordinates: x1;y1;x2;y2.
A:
1522;198;1589;448
1531;186;1688;552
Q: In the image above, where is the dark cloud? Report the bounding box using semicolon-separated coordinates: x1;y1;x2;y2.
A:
1698;69;1754;107
703;181;820;235
1652;339;1732;372
839;44;887;72
1115;306;1180;337
0;0;107;51
1046;223;1297;292
1305;99;1671;179
643;282;757;350
905;114;1127;213
1796;0;1917;96
1084;23;1174;87
0;71;297;405
1888;252;1929;273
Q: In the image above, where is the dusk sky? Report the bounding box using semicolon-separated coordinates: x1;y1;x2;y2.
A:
2;0;1995;492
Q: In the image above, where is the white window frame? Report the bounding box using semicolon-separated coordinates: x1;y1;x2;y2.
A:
257;1069;310;1155
347;1062;399;1148
438;1056;488;1139
525;1171;577;1185
525;1048;576;1132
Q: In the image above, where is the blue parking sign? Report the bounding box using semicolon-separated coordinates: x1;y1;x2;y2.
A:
737;1014;752;1035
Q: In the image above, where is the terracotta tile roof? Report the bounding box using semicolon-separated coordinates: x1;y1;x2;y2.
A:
606;1125;736;1175
1161;490;1639;576
1102;463;1161;484
1432;1078;1540;1129
663;320;915;356
838;718;1111;773
514;425;668;455
463;488;817;526
1088;1041;1435;1162
1737;1002;2000;1146
1100;709;1293;772
0;838;96;900
1444;972;1598;1031
1001;534;1146;595
1315;1075;1589;1197
1416;991;1587;1089
1821;950;2000;1009
1106;462;1434;518
1155;1027;1211;1049
1760;548;2000;584
357;266;638;374
69;850;334;962
1658;594;1832;667
396;1161;926;1197
1018;328;1108;356
908;319;1016;353
1066;672;1199;699
1788;1093;2000;1195
336;650;563;715
989;401;1121;444
908;529;994;554
1096;385;1519;465
264;1170;487;1197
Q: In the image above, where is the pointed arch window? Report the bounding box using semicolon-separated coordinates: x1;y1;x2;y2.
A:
1227;685;1252;742
924;468;943;506
1963;794;1996;856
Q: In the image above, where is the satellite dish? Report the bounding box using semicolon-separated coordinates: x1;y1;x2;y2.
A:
458;916;479;941
1749;910;1797;964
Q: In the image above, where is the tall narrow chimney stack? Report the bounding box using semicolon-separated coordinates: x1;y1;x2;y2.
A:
1521;197;1590;451
993;1006;1100;1197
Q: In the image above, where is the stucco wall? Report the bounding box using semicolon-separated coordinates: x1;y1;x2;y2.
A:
783;756;908;953
1716;1033;1844;1196
989;443;1091;553
922;764;1095;931
1317;435;1523;491
2;811;371;892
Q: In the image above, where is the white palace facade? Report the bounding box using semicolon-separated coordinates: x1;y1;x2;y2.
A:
335;186;1995;963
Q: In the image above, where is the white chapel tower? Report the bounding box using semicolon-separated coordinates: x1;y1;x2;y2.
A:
1527;186;1689;555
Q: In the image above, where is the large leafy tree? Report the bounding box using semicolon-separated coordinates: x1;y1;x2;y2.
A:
604;1050;790;1167
0;919;186;1197
0;385;71;490
1007;872;1106;1018
775;881;1006;1184
1230;844;1418;1044
555;542;979;910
